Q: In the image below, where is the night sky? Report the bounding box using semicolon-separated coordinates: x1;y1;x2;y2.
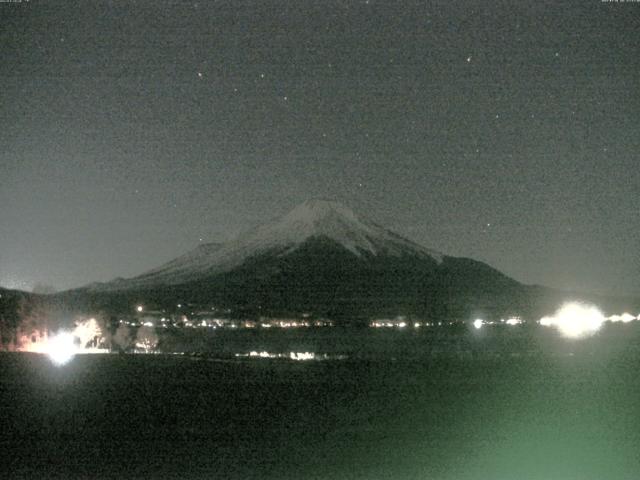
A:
1;0;638;296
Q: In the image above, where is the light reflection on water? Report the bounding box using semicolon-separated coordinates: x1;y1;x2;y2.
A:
234;350;348;361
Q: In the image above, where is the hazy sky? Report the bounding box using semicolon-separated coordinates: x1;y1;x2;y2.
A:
1;0;639;296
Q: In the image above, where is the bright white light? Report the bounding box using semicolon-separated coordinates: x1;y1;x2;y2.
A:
540;303;605;338
505;318;521;326
290;352;315;361
248;351;274;358
473;319;483;330
539;316;553;327
607;313;637;323
620;313;635;323
47;332;76;366
136;305;143;313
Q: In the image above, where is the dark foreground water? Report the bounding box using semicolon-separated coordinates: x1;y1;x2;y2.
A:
2;329;640;479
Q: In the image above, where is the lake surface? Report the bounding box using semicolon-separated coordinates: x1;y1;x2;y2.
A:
2;326;640;479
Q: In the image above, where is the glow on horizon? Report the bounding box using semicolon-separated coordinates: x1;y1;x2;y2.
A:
539;303;605;338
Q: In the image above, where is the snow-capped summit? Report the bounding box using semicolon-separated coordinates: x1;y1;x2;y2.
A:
251;198;442;259
91;199;443;290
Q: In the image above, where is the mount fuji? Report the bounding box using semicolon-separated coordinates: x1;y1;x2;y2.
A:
92;199;446;291
77;199;537;320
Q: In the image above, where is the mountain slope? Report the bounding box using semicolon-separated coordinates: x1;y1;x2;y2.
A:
91;199;443;291
72;199;544;320
149;236;524;320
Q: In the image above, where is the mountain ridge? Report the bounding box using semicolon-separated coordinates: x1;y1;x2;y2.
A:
89;199;444;292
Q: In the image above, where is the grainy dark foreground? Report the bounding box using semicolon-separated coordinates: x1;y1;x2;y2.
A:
1;343;640;480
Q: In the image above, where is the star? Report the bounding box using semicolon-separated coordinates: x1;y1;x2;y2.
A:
466;56;472;63
197;72;203;78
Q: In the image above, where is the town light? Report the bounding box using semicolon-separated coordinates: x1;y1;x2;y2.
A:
47;332;76;366
540;302;605;338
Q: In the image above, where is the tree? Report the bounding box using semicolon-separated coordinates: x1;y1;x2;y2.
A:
112;324;133;352
135;325;159;353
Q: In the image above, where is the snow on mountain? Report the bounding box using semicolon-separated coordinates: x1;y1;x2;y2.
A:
263;199;443;260
91;199;443;290
140;242;224;279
